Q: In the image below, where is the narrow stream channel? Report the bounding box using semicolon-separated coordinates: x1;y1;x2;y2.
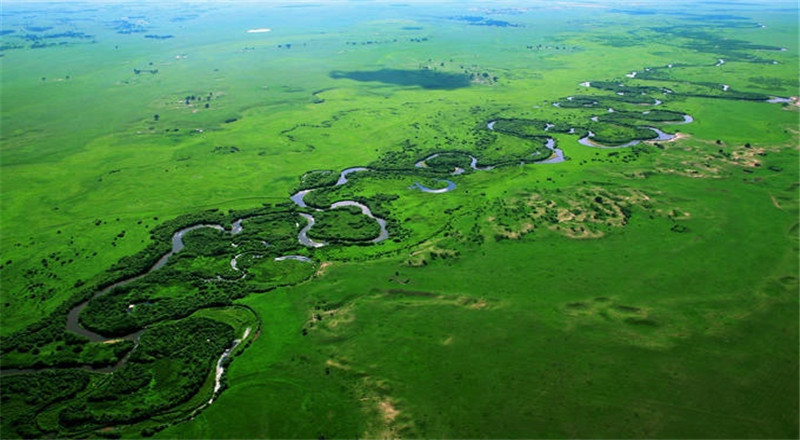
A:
209;327;251;405
65;222;244;342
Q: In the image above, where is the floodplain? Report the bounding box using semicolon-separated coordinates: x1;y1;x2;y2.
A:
0;1;798;438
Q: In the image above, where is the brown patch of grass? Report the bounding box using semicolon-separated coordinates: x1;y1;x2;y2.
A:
358;377;415;439
406;240;460;266
315;261;333;277
325;358;352;371
770;194;783;210
488;186;654;240
464;298;488;309
307;303;355;335
380;400;400;423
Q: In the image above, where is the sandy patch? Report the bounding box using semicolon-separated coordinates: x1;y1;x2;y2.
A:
326;358;352;371
672;209;691;219
555;225;605;239
499;221;535;239
315;261;332;277
648;132;690;144
380;400;399;423
469;299;488;309
360;377;414;439
558;210;576;222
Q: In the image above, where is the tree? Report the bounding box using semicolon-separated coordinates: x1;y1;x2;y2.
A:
153;114;159;121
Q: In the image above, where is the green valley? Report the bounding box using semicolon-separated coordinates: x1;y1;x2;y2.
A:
1;1;797;438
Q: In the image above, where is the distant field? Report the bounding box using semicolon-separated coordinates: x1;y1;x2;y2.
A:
1;1;798;438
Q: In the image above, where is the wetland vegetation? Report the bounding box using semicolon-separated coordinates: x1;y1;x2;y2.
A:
1;0;798;438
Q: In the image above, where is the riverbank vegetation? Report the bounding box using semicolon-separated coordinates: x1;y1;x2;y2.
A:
306;205;382;243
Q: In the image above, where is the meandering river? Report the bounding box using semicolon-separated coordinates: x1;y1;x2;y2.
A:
16;103;695;374
4;95;702;408
291;167;389;248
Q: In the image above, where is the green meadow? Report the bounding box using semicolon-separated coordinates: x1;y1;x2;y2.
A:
1;1;798;438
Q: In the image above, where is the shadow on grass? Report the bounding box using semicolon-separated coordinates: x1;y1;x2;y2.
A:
330;69;471;90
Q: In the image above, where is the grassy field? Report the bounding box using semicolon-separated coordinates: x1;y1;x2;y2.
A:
1;1;798;438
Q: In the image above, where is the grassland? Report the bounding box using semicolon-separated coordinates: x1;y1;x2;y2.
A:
1;1;798;438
